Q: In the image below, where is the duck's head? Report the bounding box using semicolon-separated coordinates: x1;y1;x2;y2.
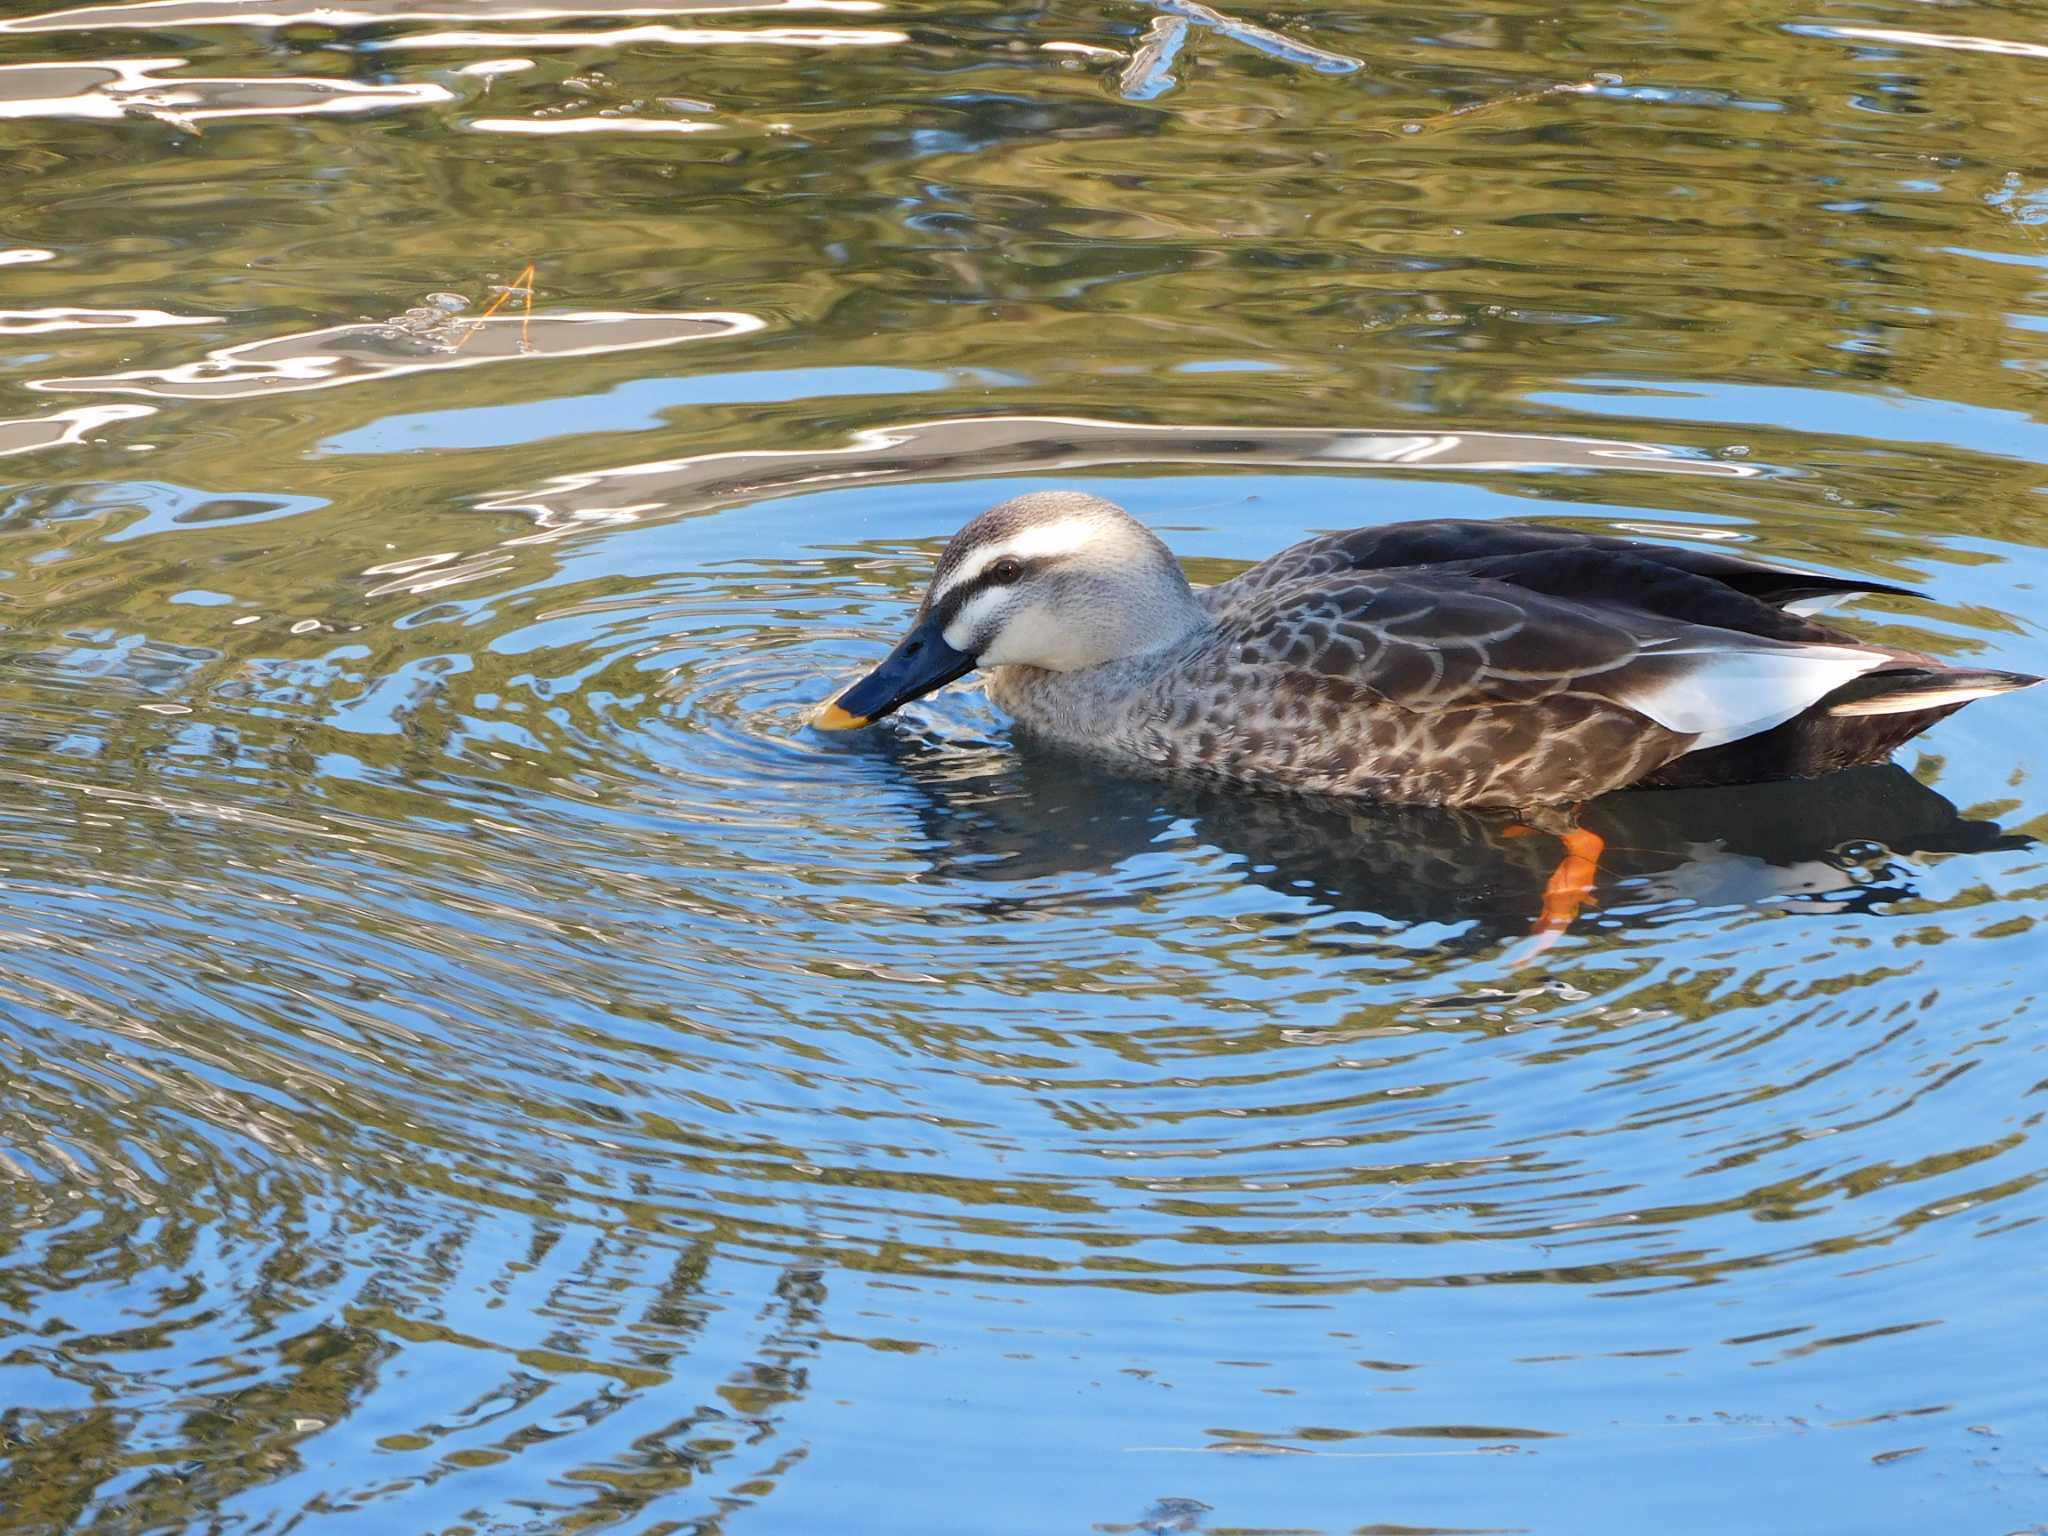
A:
815;491;1205;729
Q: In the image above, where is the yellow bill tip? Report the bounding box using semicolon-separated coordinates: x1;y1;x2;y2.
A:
812;701;872;732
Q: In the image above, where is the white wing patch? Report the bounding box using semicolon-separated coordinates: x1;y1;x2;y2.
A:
1781;592;1854;617
1615;642;1887;751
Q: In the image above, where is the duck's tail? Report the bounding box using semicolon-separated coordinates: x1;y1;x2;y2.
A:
1638;664;2040;790
1823;666;2042;717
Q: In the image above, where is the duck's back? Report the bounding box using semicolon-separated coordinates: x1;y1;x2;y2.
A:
1203;519;1917;625
1131;520;2033;806
1148;566;1679;804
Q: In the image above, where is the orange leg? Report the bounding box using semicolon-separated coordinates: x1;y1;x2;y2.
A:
1537;826;1604;935
1501;822;1604;961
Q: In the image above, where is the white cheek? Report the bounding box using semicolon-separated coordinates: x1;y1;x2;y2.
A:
976;605;1089;670
942;588;1007;654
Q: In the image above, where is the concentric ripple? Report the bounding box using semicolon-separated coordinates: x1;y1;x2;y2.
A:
4;0;2048;1529
4;456;2045;1533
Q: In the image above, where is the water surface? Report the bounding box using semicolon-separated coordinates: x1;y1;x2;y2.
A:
2;1;2046;1532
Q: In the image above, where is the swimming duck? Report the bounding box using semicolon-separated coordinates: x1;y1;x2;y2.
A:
815;493;2048;925
815;492;2036;920
818;489;2035;786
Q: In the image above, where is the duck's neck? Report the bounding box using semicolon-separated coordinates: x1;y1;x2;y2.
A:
984;592;1212;748
1127;581;1213;659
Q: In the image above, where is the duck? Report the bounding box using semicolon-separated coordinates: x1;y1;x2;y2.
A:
815;491;2037;929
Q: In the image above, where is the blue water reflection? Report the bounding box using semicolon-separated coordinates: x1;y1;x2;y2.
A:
1;0;2046;1531
320;366;967;455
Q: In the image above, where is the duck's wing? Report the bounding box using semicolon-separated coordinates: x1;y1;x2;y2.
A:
1199;568;1897;805
1204;520;1919;623
1224;568;1886;741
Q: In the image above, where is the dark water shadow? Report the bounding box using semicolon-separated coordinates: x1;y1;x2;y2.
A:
858;734;2026;953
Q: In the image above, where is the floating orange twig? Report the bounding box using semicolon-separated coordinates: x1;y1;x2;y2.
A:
454;261;537;351
1404;75;1617;134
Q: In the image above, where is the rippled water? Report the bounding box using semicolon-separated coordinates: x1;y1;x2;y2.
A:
3;2;2047;1532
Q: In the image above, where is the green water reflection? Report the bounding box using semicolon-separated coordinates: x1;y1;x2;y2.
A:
1;2;2045;1532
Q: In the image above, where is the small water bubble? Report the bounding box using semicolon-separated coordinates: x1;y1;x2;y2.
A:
290;618;323;634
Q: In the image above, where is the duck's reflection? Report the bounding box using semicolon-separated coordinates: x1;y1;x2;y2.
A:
871;735;2026;944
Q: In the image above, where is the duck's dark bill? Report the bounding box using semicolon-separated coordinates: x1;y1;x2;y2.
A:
815;616;975;731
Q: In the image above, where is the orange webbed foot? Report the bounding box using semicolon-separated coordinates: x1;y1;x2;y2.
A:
1537;826;1604;934
1503;821;1604;966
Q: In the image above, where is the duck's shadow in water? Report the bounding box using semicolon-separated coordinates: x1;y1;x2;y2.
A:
856;727;2029;953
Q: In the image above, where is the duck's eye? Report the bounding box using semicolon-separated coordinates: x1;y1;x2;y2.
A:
989;557;1025;585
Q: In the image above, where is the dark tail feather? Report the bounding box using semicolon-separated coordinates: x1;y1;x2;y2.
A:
1822;667;2041;717
1637;667;2041;790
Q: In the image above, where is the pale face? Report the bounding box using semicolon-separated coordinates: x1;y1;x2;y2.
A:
928;514;1108;669
816;492;1206;729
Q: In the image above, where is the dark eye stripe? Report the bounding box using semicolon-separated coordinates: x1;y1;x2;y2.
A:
928;555;1051;628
